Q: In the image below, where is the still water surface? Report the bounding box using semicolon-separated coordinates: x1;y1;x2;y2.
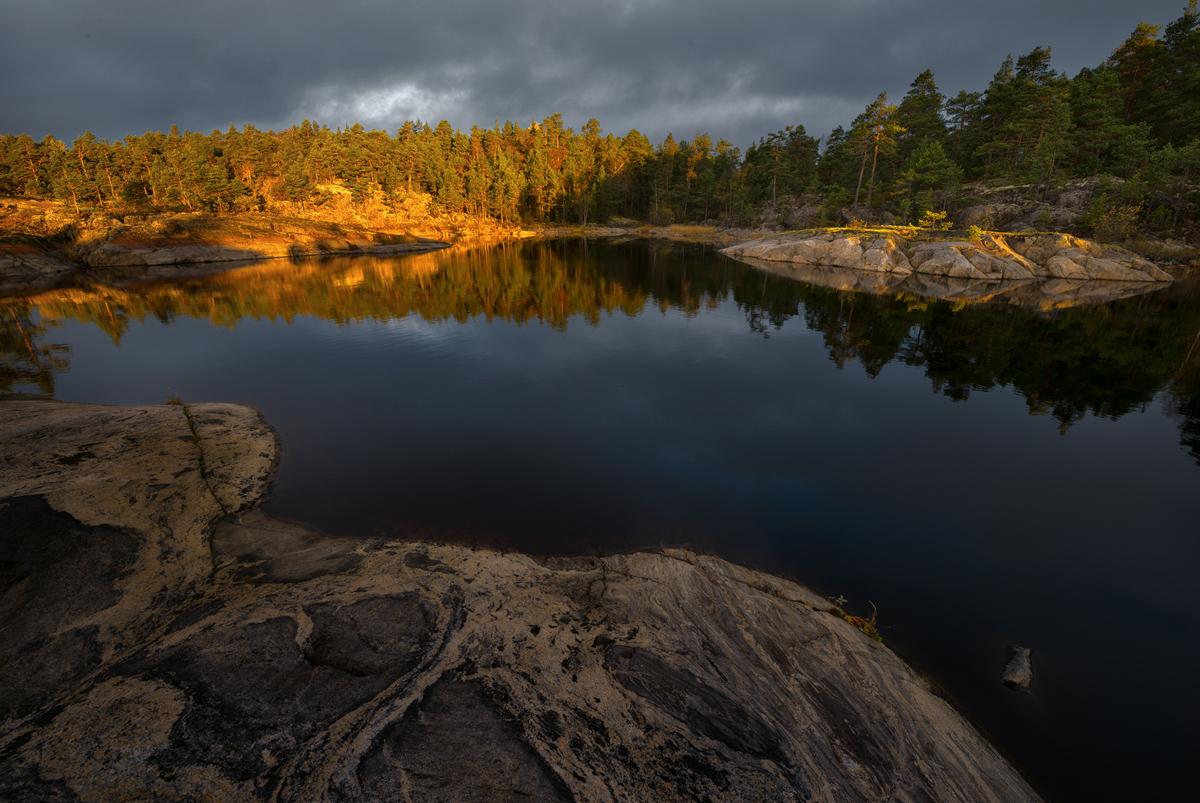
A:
5;239;1199;802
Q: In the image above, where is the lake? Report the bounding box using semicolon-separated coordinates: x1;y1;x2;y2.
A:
4;238;1198;803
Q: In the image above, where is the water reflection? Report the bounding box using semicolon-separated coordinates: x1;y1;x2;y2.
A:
2;240;1199;802
4;239;1200;459
1;304;70;395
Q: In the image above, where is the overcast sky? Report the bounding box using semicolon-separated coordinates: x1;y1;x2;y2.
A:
0;0;1190;152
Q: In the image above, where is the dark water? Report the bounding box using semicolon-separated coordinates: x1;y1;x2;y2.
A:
4;239;1199;803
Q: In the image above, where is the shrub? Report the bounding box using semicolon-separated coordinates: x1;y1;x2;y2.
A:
1093;203;1143;242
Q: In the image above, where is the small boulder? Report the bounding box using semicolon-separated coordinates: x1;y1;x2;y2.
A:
1055;188;1093;211
784;204;822;230
1001;645;1034;693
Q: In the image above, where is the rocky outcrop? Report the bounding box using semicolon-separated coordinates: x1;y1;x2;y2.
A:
0;240;78;293
735;256;1167;309
956;179;1101;233
78;233;449;269
0;396;1043;803
958;202;1082;232
1003;233;1173;281
0;207;454;292
729;232;915;274
722;230;1171;283
908;239;1037;281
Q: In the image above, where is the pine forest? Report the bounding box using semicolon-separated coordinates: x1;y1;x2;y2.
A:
2;4;1199;239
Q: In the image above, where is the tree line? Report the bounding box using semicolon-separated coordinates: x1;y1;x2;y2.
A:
1;3;1198;232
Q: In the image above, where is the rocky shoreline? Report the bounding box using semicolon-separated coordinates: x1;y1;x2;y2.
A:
2;192;1179;310
722;230;1174;283
718;229;1180;307
0;394;1042;802
0;210;452;294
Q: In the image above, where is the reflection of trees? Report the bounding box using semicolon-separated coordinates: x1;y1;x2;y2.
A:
732;270;1200;458
26;241;745;341
0;305;70;394
738;275;1200;426
10;239;1200;467
1167;323;1200;466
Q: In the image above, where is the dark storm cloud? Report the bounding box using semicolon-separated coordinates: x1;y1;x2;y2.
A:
1;0;1189;150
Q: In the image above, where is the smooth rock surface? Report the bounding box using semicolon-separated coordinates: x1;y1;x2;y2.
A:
909;240;1037;281
721;230;1174;307
722;230;1173;283
1004;234;1174;281
0;397;1043;803
734;254;1166;309
728;232;915;275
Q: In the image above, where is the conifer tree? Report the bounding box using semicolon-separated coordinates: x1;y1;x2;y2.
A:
850;93;903;210
895;70;947;167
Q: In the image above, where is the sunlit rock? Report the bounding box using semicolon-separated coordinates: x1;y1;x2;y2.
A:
1004;233;1173;280
723;232;914;274
909;240;1037;281
722;229;1173;308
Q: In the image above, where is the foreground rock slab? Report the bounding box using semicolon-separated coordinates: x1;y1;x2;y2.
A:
0;397;1042;802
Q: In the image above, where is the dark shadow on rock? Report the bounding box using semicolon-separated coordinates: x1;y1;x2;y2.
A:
0;763;80;802
358;677;574;802
211;508;362;582
0;496;139;719
604;645;785;762
111;593;441;788
304;593;436;677
124;614;422;786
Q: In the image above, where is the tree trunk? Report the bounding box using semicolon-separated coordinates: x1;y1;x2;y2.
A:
1174;164;1191;229
865;142;881;211
853;149;869;207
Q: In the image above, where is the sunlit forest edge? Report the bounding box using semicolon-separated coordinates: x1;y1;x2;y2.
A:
3;4;1200;246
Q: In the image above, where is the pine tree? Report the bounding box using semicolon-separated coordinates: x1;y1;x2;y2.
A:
849;93;904;210
895;70;947;168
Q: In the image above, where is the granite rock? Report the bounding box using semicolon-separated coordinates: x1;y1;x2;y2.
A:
721;230;1173;309
0;397;1043;803
1001;645;1035;694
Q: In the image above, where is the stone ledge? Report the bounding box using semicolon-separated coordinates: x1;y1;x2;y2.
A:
0;397;1042;802
722;230;1174;285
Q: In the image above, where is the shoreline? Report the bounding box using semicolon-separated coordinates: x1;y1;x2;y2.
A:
0;394;1043;802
